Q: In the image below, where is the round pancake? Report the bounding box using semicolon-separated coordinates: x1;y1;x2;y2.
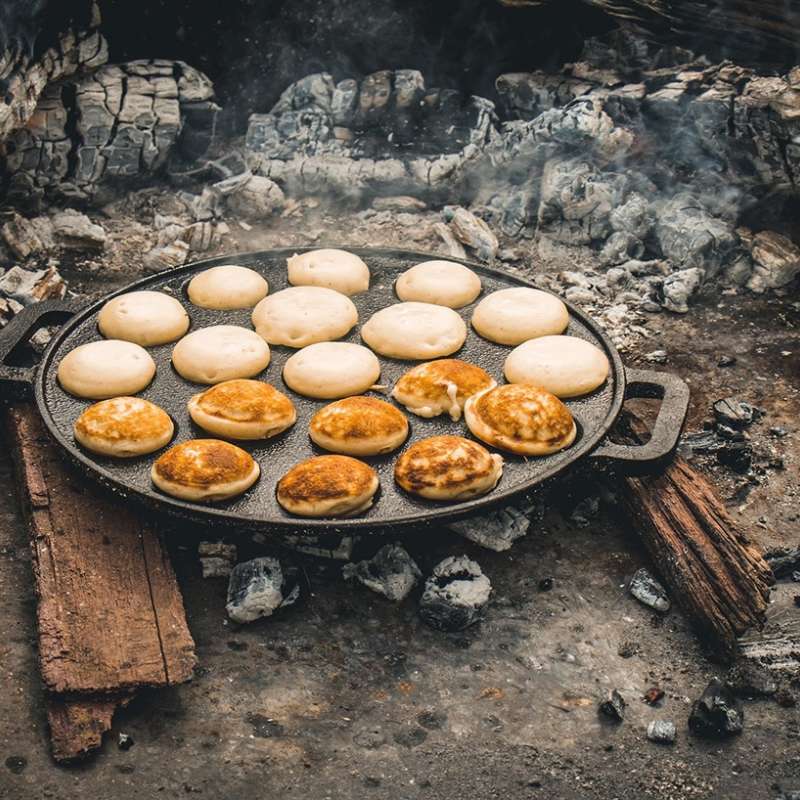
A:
394;435;503;501
287;249;370;296
187;265;269;310
504;335;610;398
391;359;496;421
172;325;270;384
252;286;358;347
276;455;379;517
471;287;569;345
98;291;189;346
57;340;156;399
395;260;481;309
464;383;576;456
74;397;173;457
283;342;380;399
309;396;408;456
151;439;260;502
188;379;297;440
361;302;467;360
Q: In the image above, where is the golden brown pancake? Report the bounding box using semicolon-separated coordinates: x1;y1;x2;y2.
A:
394;435;503;501
464;383;576;456
188;380;296;440
74;397;174;457
276;455;379;517
391;359;496;421
309;396;408;456
151;439;260;502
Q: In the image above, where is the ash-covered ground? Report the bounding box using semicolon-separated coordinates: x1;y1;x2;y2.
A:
1;204;799;800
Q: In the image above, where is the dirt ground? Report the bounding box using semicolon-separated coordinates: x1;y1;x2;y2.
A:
1;213;799;800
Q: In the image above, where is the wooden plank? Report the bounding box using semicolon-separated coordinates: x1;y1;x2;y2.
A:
47;694;130;763
5;404;196;695
615;412;773;661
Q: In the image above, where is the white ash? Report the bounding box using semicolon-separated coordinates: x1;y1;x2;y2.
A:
419;556;492;632
372;196;427;212
49;210;107;250
342;543;422;601
449;499;545;552
442;206;499;262
0;264;67;306
226;557;299;624
746;231;800;292
659;267;706;314
198;541;238;579
432;222;467;259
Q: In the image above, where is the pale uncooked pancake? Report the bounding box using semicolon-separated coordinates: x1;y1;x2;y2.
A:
391;359;495;421
172;325;270;384
57;340;156;399
394;435;503;501
98;291;189;346
252;286;358;347
187;265;269;310
395;260;481;309
74;397;174;457
471;287;569;345
287;249;370;296
464;383;576;456
188;379;297;440
151;439;260;502
309;396;408;456
283;342;380;399
276;455;379;517
361;302;467;360
504;335;610;398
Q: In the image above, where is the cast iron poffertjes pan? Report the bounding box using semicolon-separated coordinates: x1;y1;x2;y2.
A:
0;247;690;535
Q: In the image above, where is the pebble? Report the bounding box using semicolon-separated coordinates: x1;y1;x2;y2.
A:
118;733;134;750
644;349;668;364
538;577;554;592
712;397;757;429
717;354;737;367
629;567;671;612
647;720;676;744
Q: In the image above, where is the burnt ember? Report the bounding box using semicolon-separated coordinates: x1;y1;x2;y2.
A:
598;689;626;722
419;556;491;632
225;557;300;624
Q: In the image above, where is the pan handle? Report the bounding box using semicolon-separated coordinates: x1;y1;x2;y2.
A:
0;299;78;401
590;368;690;474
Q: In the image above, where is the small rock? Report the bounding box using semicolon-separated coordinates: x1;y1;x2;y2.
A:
726;659;778;698
198;541;237;578
775;688;797;708
538;577;554;592
646;720;676;744
5;755;27;773
225;557;299;624
569;496;599;528
769;426;788;438
792;571;800;583
717;354;737;367
644;349;668;364
618;639;639;659
419;556;491;632
142;239;190;272
712;397;757;429
629;567;670;612
644;687;665;705
118;733;134;750
599;689;626;722
342;543;422;602
688;678;744;738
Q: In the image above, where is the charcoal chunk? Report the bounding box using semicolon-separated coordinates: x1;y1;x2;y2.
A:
688;678;744;738
599;689;626;722
764;546;800;578
716;441;752;473
713;397;757;429
225;557;299;624
342;543;422;602
629;567;670;612
419;556;491;632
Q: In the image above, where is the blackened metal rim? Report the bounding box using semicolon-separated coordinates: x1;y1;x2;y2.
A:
33;246;626;533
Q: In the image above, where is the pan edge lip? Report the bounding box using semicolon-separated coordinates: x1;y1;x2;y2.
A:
33;246;626;533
